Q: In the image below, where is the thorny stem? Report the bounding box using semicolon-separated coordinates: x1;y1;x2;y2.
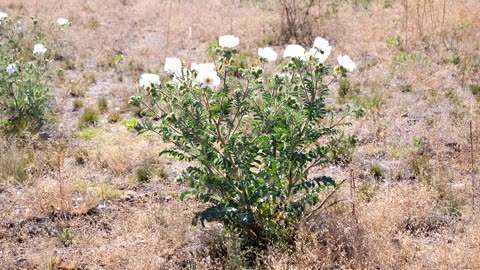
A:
228;80;250;140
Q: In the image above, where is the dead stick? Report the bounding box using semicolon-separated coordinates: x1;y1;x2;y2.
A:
470;120;475;211
164;0;173;60
351;169;358;224
306;178;348;219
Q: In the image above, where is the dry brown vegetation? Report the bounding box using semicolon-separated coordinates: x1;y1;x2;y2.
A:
1;0;480;269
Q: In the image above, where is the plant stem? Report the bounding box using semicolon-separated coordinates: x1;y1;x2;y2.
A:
470;120;476;211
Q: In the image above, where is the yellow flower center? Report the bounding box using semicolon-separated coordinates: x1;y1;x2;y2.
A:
206;78;211;84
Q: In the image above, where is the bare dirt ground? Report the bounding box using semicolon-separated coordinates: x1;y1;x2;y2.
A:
1;0;480;269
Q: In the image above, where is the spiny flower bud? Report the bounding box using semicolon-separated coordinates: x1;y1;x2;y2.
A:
165;112;177;123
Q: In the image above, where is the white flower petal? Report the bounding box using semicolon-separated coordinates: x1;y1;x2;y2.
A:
306;47;330;63
0;12;7;21
57;18;69;26
164;57;182;74
313;37;329;51
258;47;277;62
283;45;306;60
219;35;239;48
33;44;47;54
306;37;332;63
337;55;356;72
139;73;160;88
6;64;18;74
196;70;221;89
191;62;216;73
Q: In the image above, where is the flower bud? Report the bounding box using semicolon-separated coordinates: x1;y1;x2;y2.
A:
286;96;299;109
128;96;143;107
165;112;177;123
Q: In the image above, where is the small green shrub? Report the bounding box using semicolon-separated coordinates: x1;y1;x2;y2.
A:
470;84;480;101
449;52;461;65
98;183;121;201
399;83;412;93
136;166;153;183
408;155;433;184
386;35;402;47
98;52;123;70
449;109;465;126
353;0;372;9
86;18;100;31
369;164;384;180
82;73;96;86
97;97;108;113
206;40;220;58
337;78;360;103
353;92;384;113
390;145;405;159
136;162;168;183
124;118;139;131
261;35;273;46
78;128;97;140
413;137;425;154
392;52;423;63
61;58;76;70
73;99;84;111
158;165;168;180
67;81;86;97
339;78;351;100
79;108;99;128
58;227;74;247
445;88;461;105
107;111;123;123
74;148;89;165
358;182;377;201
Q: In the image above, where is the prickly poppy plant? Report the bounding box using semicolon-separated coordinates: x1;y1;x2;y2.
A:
129;36;360;247
0;16;54;134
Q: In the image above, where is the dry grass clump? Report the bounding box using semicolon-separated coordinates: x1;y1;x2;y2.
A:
97;97;109;113
358;182;466;269
0;139;57;185
71;127;163;176
72;99;84;111
1;0;480;269
265;210;370;269
0;146;36;183
78;108;99;128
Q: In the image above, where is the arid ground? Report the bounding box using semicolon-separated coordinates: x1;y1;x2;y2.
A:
1;0;480;269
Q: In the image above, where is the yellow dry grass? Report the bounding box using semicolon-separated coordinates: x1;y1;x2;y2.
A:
0;0;480;269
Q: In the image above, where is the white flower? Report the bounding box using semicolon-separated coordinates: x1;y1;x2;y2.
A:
191;62;216;73
139;73;160;88
283;45;306;60
164;57;182;74
0;12;7;23
258;47;277;62
219;35;239;48
6;64;18;74
57;18;69;26
307;37;332;63
313;37;331;52
33;44;47;54
196;70;221;89
337;55;356;72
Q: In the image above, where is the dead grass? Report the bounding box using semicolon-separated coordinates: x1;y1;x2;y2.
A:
1;0;480;269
